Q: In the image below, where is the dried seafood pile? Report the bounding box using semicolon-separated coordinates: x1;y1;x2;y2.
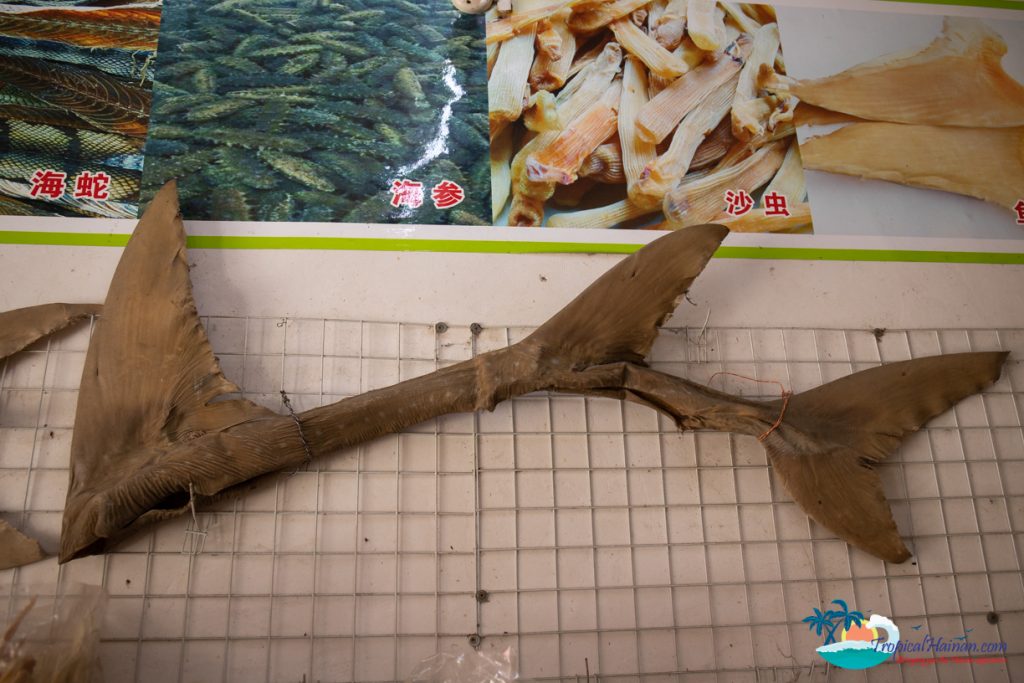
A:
782;17;1024;215
140;0;490;224
487;0;809;232
0;1;157;219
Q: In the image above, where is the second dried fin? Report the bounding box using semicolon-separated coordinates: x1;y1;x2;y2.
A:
764;352;1007;562
800;123;1024;210
788;18;1024;127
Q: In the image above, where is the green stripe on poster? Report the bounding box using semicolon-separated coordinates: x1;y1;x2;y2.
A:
1;231;1024;263
880;0;1024;9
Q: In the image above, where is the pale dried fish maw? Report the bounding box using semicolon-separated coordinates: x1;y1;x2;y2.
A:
1;303;100;361
637;35;749;144
762;140;806;205
491;125;515;221
546;198;655;228
488;27;536;127
568;0;649;33
579;140;625;183
686;0;725;51
800;123;1024;210
731;22;780;140
0;519;46;570
619;55;658;201
633;74;737;209
526;80;622;184
789;17;1024;127
662;138;786;226
611;17;689;80
653;0;687;51
715;202;812;232
529;10;575;90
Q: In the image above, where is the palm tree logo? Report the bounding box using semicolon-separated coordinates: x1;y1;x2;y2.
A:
806;601;900;670
802;599;866;645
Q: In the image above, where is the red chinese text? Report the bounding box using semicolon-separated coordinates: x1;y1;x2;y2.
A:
430;179;465;210
1014;199;1024;225
723;189;754;217
29;169;68;200
390;179;425;209
73;171;111;200
762;191;791;217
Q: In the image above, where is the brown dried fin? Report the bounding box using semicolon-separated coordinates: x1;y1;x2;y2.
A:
526;224;727;367
57;182;1009;565
0;519;46;570
763;352;1008;562
61;181;277;561
789;18;1024;128
1;303;100;361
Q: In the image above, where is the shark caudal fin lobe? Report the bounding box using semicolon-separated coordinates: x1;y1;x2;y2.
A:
0;302;101;361
60;181;275;562
525;225;728;367
764;351;1008;563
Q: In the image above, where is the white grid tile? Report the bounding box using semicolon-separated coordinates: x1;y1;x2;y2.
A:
1;317;1022;682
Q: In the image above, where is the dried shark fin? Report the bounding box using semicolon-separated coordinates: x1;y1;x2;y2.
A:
0;303;100;361
0;518;46;570
527;224;727;367
61;180;277;560
800;123;1024;210
764;351;1008;562
788;18;1024;127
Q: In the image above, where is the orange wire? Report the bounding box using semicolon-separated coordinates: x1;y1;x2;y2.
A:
707;371;791;442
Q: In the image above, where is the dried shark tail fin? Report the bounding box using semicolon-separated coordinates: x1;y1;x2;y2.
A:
764;351;1008;562
0;303;101;361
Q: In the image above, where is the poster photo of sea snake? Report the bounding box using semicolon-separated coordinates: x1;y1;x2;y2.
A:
0;1;159;219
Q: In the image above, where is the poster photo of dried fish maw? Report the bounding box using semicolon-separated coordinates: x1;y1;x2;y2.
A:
0;1;158;219
139;0;490;225
778;7;1024;242
487;0;813;233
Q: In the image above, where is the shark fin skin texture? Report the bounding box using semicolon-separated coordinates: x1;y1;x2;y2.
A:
0;303;101;361
763;352;1008;562
0;519;46;570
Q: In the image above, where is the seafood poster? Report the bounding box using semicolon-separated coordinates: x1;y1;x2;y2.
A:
0;0;1023;257
0;1;157;219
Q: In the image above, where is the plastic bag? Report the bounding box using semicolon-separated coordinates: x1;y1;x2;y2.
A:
1;585;106;683
408;643;518;683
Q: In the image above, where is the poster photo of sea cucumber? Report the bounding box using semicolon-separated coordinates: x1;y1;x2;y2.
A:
0;1;158;219
778;7;1024;241
138;0;491;225
488;1;813;233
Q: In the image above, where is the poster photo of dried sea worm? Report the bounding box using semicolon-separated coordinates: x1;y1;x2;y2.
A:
777;8;1024;241
139;0;490;225
0;1;158;218
488;0;813;233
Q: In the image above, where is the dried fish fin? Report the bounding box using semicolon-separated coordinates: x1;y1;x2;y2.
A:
790;17;1024;127
0;303;100;361
766;352;1008;562
546;199;655;228
686;0;725;51
527;224;728;364
0;519;46;570
762;140;806;204
61;181;277;561
731;22;780;140
800;123;1024;209
491;125;515;221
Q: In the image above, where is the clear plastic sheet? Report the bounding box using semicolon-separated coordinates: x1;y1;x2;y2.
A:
408;644;518;683
0;585;106;683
